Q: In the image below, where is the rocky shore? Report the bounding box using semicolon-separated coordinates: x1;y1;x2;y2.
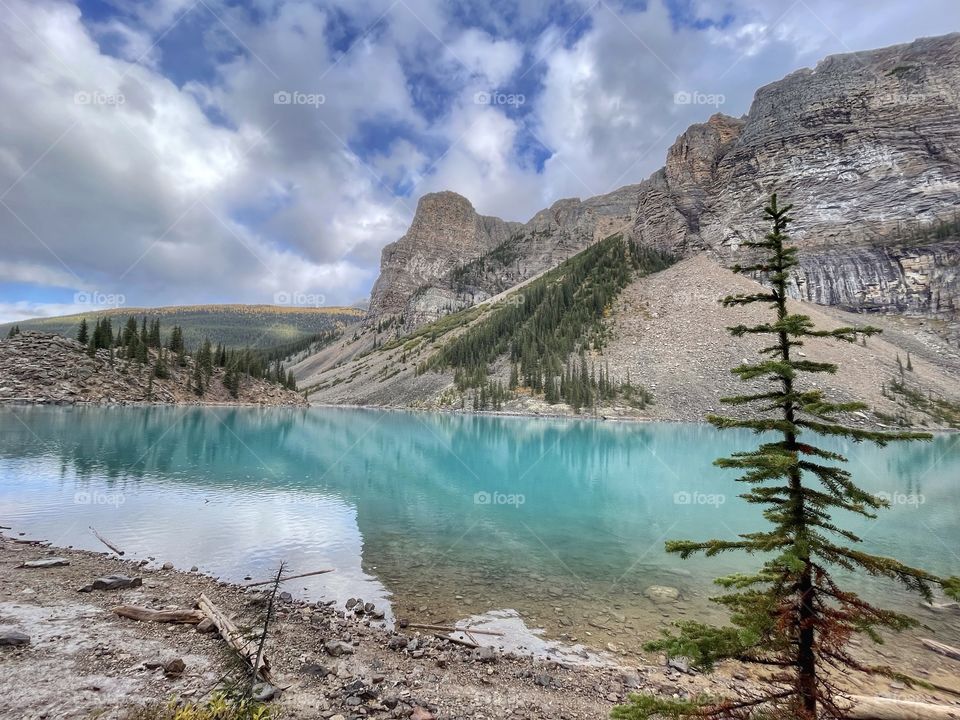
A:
0;332;307;407
2;534;959;720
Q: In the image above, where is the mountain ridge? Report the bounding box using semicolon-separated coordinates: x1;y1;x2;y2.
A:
367;32;960;342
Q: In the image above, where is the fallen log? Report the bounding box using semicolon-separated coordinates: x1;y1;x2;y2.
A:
845;695;960;720
112;605;204;624
242;568;333;588
921;638;960;662
17;557;69;568
89;526;124;555
400;621;504;637
198;593;273;683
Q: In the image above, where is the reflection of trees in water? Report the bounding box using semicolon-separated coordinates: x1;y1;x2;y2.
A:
2;407;957;583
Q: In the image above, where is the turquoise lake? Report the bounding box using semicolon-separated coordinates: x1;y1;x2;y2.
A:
1;406;958;656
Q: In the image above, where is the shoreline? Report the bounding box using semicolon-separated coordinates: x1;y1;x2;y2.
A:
3;535;959;719
0;535;719;720
4;398;957;435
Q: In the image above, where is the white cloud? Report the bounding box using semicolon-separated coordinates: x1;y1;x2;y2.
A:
2;0;960;317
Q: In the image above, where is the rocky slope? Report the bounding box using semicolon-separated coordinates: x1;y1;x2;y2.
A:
298;255;960;428
0;332;307;406
369;33;960;341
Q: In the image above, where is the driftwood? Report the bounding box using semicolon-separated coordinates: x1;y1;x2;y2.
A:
243;568;333;588
17;557;69;568
198;593;273;683
7;537;49;546
400;621;504;637
89;526;124;555
112;605;204;624
845;695;960;720
920;638;960;662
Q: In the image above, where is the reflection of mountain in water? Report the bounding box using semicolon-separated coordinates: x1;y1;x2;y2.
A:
1;407;958;596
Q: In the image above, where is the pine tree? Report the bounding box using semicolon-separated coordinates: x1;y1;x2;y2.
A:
192;359;204;396
614;196;960;720
77;318;89;345
7;324;21;338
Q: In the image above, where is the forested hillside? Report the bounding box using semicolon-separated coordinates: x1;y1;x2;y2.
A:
0;304;363;350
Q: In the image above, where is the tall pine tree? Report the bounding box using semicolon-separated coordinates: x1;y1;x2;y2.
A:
614;196;960;720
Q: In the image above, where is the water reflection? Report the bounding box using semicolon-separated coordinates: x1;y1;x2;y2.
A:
0;406;957;649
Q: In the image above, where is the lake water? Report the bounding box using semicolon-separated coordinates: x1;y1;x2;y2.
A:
1;406;958;659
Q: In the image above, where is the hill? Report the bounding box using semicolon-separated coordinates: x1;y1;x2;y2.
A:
1;304;363;351
0;331;307;406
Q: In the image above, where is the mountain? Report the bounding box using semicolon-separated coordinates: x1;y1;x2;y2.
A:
0;304;364;350
372;33;960;341
299;33;960;428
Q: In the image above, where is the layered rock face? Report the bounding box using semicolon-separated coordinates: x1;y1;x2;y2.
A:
368;191;520;317
368;33;960;335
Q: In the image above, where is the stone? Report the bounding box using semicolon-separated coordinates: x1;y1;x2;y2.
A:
324;640;355;657
410;706;435;720
643;586;681;603
196;618;217;634
161;562;174;570
667;656;691;674
477;646;498;663
0;629;30;646
163;658;186;677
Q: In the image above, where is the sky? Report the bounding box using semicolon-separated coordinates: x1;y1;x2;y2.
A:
1;0;959;322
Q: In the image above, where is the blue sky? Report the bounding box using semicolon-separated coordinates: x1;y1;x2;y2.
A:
1;0;959;321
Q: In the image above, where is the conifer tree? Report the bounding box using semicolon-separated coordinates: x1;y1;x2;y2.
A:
614;196;960;720
7;324;20;338
77;318;89;345
192;359;204;396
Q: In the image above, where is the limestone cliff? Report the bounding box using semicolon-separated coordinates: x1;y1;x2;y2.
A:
366;33;960;339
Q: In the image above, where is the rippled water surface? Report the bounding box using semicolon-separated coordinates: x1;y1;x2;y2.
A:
1;406;957;653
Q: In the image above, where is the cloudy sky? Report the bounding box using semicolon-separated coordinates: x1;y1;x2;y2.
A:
1;0;958;322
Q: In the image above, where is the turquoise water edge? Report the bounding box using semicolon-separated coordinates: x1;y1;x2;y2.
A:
1;405;958;655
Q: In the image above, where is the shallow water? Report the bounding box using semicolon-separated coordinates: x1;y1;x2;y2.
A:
1;405;957;656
